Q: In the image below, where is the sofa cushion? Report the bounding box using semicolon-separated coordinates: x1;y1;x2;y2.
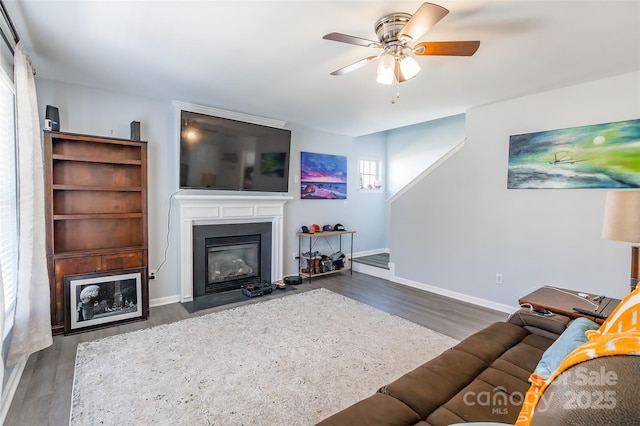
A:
453;322;530;364
317;321;557;426
498;338;549;374
489;358;532;383
316;392;421;426
422;333;553;425
379;348;489;419
379;322;550;423
424;404;467;425
451;423;512;426
429;379;522;424
507;308;572;338
477;366;531;397
520;333;557;352
532;317;600;379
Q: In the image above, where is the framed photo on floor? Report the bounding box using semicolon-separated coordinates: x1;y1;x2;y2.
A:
64;268;146;334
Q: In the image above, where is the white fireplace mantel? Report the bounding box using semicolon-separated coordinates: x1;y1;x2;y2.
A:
175;193;292;302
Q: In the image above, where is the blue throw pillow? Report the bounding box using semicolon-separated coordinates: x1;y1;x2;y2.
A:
532;317;600;380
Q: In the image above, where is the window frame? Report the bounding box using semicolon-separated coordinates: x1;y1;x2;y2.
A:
359;157;383;192
0;65;18;338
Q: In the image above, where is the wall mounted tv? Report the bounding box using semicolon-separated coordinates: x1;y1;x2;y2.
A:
179;110;291;192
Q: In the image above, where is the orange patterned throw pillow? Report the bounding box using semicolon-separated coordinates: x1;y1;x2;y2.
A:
515;284;640;425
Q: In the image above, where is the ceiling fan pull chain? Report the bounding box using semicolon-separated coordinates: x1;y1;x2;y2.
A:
392;61;400;104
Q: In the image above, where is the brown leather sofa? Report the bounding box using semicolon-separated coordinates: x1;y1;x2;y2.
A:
317;309;639;425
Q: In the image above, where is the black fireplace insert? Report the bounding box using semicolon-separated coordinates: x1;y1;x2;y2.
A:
193;222;272;298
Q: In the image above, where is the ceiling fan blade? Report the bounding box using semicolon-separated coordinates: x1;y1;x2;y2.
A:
413;41;481;56
323;32;381;48
396;3;449;43
330;55;381;76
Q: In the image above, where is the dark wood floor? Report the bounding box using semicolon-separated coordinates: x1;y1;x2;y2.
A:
352;252;390;269
4;272;507;426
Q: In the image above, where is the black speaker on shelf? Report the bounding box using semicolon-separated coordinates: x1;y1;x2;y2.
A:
130;120;140;140
45;105;60;131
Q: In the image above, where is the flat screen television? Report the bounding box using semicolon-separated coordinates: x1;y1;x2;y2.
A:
179;110;291;192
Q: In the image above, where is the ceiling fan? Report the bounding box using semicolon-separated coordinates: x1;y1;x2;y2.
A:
323;2;480;85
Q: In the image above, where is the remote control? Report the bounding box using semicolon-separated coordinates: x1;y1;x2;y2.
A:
572;307;608;320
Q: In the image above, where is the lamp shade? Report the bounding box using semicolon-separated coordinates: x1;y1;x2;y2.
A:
399;56;420;80
376;53;395;85
602;190;640;243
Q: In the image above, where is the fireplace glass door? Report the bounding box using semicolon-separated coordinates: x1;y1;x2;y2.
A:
205;235;260;293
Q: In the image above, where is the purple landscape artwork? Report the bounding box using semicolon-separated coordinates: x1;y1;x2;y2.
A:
300;151;347;199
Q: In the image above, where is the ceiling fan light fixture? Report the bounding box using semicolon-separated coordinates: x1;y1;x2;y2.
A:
323;2;480;91
399;56;420;80
376;53;395;85
376;72;394;85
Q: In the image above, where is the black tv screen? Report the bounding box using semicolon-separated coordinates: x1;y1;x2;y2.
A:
179;110;291;192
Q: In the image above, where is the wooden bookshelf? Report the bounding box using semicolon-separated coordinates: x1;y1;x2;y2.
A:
44;131;149;334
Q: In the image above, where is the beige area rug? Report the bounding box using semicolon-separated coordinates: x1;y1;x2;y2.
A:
70;288;458;425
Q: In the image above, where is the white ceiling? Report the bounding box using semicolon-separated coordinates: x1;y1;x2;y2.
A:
5;1;640;137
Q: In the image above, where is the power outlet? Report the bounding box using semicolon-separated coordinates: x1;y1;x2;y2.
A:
496;273;503;285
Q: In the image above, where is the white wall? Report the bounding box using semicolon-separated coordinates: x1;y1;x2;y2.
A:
282;125;388;275
35;79;388;304
35;80;181;303
386;114;466;196
390;71;640;307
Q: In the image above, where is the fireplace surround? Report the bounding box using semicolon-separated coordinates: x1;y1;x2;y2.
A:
175;193;292;303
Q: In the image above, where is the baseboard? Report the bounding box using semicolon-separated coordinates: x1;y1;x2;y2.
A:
352;262;391;280
0;361;26;425
351;248;391;279
389;265;516;314
149;294;181;308
150;248;392;308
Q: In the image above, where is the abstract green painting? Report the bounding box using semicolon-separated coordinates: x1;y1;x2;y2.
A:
508;119;640;189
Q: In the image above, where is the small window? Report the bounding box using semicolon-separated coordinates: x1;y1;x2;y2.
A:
359;158;382;191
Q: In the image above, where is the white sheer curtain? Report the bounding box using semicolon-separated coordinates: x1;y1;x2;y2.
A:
0;261;5;388
7;41;52;366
